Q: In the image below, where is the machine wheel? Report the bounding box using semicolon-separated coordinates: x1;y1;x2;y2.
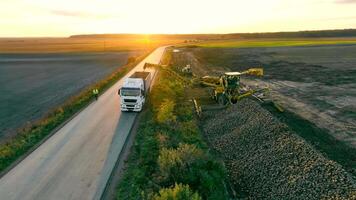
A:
217;94;228;105
231;98;238;104
211;89;217;100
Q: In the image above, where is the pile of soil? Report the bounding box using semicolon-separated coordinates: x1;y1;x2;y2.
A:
201;99;355;199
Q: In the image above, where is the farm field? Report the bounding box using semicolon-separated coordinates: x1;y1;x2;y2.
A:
0;36;183;53
195;37;356;48
190;43;356;147
169;39;356;175
0;51;141;141
162;44;356;198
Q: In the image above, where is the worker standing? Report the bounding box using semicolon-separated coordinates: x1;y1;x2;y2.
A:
93;88;99;100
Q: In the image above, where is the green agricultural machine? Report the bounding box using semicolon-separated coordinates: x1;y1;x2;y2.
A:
144;63;284;113
200;68;270;105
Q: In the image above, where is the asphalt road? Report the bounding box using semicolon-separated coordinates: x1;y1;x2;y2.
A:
0;46;166;200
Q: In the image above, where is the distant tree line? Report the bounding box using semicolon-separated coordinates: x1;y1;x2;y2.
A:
225;29;356;39
70;29;356;40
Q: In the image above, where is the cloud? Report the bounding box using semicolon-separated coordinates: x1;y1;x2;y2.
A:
50;9;113;19
334;0;356;3
325;16;356;20
51;10;89;17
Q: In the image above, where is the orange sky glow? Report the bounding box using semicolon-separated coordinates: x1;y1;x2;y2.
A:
1;0;356;37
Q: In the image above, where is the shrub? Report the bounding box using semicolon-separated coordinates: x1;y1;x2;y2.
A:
158;143;204;180
157;143;227;199
156;99;176;124
152;183;202;200
179;121;202;146
156;132;169;149
175;103;193;122
150;70;184;109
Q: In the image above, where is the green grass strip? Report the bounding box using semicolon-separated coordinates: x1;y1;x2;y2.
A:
117;51;229;199
195;38;356;48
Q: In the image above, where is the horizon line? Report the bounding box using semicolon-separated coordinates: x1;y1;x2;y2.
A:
1;28;355;39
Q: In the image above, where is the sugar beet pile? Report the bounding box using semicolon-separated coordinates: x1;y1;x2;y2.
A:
201;99;355;199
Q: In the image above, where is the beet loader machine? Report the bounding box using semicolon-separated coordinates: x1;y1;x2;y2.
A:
200;68;265;104
198;68;283;112
143;62;283;114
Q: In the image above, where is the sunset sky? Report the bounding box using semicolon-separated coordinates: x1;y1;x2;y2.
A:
1;0;356;37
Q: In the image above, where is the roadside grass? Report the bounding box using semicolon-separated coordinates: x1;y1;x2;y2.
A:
116;53;229;199
0;51;151;173
194;37;356;48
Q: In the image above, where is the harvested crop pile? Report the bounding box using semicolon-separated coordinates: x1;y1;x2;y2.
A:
202;99;356;199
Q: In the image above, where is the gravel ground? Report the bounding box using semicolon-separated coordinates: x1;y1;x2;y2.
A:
201;99;356;199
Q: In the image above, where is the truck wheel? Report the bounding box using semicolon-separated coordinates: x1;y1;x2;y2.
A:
217;94;228;105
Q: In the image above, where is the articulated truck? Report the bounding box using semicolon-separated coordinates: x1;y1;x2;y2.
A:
118;71;151;112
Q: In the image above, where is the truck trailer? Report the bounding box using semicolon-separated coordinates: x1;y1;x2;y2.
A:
118;71;151;112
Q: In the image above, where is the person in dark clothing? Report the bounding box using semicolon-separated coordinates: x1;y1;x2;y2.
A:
92;88;99;100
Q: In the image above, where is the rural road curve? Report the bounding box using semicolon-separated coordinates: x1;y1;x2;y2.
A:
0;46;166;200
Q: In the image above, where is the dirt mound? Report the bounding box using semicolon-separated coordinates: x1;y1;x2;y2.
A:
201;99;355;199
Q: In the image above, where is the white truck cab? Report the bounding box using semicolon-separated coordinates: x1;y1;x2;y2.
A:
118;71;151;112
